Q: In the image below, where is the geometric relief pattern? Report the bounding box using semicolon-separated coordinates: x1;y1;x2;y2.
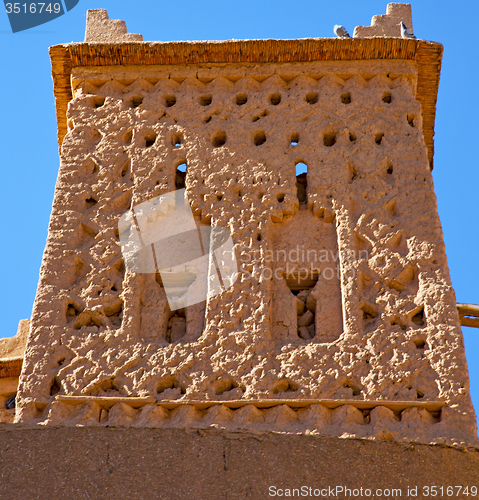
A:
16;60;477;445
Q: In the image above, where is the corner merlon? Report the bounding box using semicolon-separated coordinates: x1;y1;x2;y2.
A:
353;3;413;38
84;9;143;43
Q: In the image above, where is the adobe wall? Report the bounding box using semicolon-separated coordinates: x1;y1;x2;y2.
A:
0;319;28;423
0;427;478;499
15;55;476;446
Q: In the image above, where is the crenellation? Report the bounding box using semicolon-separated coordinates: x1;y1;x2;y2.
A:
354;3;414;38
84;9;143;43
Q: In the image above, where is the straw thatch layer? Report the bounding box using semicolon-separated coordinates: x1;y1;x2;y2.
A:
0;357;23;379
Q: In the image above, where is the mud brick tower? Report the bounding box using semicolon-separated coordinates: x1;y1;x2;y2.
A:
12;4;478;447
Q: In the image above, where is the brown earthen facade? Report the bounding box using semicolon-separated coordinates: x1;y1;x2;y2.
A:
2;4;476;447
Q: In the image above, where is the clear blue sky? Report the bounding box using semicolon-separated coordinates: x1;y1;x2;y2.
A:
1;1;478;421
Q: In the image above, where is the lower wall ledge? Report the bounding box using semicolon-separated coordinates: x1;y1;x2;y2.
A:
0;426;477;499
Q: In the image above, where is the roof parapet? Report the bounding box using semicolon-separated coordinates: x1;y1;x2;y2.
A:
84;9;143;43
354;3;413;38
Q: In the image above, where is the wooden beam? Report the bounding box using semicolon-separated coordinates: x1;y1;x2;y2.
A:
457;303;479;328
156;399;445;412
56;395;445;412
56;395;156;408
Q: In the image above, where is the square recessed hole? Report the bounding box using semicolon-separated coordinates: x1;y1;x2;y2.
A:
361;304;378;321
172;133;183;147
341;92;351;104
254;131;266;146
323;131;337;147
270;93;281;105
212;131;227;147
165;95;176;107
375;133;384;145
411;307;425;326
199;94;212;106
306;92;318;104
413;338;427;349
93;96;105;108
85;197;97;208
145;134;157;148
236;93;248;105
131;96;143;108
382;92;392;104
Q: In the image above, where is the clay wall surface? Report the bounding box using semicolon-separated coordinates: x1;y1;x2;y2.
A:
15;58;477;445
0;319;29;423
0;427;478;500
